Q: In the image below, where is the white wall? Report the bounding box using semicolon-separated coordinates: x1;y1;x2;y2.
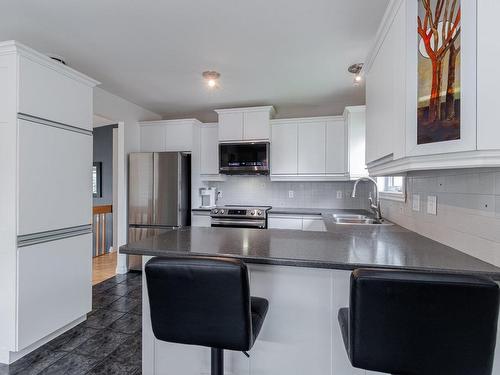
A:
381;168;500;267
93;87;161;273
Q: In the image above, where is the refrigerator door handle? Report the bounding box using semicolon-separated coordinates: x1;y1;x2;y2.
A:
153;152;159;225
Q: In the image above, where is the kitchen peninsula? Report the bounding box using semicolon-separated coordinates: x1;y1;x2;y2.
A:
121;218;500;375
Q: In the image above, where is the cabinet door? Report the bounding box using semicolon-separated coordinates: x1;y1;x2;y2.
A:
18;56;93;130
191;213;211;227
140;125;166;152
302;217;327;232
268;216;303;230
18;119;92;235
271;122;298;175
477;0;500;150
325;119;346;174
298;121;326;174
165;123;193;151
218;112;244;141
243;110;270;140
200;126;219;175
17;233;92;350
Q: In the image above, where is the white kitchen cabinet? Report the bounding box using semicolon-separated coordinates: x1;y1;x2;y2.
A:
140;119;199;152
298;120;326;174
345;106;368;179
191;211;212;227
365;0;500;175
216;106;275;142
18;54;95;130
270;121;298;175
268;216;303;230
200;124;220;177
477;0;500;150
17;234;92;350
326;118;346;174
17;119;92;235
0;41;97;364
140;124;166;152
302;217;327;232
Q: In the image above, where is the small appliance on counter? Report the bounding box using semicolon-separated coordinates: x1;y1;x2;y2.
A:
210;205;272;229
199;187;217;208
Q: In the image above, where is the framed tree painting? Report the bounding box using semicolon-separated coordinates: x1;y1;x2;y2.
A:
417;0;461;144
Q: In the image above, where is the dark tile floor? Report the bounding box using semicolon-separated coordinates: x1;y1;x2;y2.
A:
0;272;143;375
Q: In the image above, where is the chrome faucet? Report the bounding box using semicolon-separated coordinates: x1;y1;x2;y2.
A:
351;177;382;221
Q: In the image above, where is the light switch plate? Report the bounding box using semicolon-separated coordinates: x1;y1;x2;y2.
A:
412;194;420;211
336;191;343;199
288;190;294;199
427;195;437;215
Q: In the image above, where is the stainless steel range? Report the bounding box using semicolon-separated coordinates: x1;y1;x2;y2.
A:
210;205;272;229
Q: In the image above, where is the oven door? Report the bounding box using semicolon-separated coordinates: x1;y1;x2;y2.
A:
211;217;266;229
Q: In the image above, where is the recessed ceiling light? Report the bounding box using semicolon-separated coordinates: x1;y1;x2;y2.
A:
202;71;220;89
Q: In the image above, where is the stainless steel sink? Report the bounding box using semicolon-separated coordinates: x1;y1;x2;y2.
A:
331;214;393;226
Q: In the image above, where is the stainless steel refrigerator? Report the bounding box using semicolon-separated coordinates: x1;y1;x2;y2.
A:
128;152;191;270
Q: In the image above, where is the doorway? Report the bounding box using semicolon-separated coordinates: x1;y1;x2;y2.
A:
92;119;118;284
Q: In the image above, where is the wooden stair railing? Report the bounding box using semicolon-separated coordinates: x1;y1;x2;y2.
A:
93;205;112;257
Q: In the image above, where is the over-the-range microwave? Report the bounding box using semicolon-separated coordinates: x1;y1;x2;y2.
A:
219;142;270;175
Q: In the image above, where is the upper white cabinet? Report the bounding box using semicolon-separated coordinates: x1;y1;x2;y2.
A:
199;123;220;177
140;119;199;152
271;116;350;181
216;106;275;142
345;106;368;179
365;0;500;175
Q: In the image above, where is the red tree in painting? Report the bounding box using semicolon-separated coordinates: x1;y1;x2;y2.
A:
417;0;461;123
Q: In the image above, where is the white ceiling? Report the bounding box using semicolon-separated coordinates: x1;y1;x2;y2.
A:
0;0;388;122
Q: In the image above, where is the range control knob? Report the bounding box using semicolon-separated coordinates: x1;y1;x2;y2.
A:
212;209;219;214
250;210;256;216
257;210;263;216
219;209;225;214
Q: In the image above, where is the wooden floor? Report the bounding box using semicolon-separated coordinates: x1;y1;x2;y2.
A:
92;251;117;285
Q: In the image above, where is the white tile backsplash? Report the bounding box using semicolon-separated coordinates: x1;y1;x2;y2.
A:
381;168;500;267
208;176;370;210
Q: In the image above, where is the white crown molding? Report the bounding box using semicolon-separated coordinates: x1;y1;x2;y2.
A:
343;105;366;116
0;40;100;87
367;150;500;176
139;118;203;127
214;106;276;116
270;115;344;125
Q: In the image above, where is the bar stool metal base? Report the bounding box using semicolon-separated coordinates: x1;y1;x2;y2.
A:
211;348;223;375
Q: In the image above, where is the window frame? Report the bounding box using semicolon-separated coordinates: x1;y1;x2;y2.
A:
377;176;406;202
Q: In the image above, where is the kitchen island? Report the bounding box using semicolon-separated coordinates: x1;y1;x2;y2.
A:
121;224;500;375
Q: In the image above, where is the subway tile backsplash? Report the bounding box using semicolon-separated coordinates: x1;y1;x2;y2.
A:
381;168;500;267
208;176;370;210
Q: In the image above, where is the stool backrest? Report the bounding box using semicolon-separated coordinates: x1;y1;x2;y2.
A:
348;269;500;375
145;256;253;351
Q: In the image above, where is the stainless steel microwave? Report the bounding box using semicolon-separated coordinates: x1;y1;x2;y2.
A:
219;142;270;175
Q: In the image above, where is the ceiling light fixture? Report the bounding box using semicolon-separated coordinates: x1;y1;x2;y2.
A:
348;63;364;86
202;71;221;89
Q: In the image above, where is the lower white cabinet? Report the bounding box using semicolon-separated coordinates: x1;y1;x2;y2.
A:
17;233;92;350
268;214;326;232
191;211;211;227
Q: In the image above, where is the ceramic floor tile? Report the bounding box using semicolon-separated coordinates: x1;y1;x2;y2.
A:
83;309;125;330
85;360;140;375
37;353;99;375
92;293;122;310
74;329;129;359
106;334;142;367
46;326;100;352
7;347;67;375
106;296;141;313
108;313;142;334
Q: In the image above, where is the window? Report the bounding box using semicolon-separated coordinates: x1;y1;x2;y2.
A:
93;162;102;198
377;176;406;202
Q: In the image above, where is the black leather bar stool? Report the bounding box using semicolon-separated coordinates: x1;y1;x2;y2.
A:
145;256;269;375
338;268;500;375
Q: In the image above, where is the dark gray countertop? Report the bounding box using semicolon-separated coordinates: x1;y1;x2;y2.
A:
120;222;500;280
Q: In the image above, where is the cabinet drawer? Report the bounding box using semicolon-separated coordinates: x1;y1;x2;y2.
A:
17;233;92;350
268;217;303;230
18;119;92;235
191;213;212;227
18;56;93;130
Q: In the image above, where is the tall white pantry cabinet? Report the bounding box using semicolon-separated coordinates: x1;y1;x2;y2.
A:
0;41;99;364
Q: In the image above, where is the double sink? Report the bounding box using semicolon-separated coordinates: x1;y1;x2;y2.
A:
331;213;393;226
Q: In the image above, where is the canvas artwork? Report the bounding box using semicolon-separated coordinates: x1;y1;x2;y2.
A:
417;0;461;144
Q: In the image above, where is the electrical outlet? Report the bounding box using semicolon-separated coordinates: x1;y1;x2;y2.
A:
427;195;437;215
288;190;294;199
336;190;343;199
412;194;420;211
217;191;223;199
